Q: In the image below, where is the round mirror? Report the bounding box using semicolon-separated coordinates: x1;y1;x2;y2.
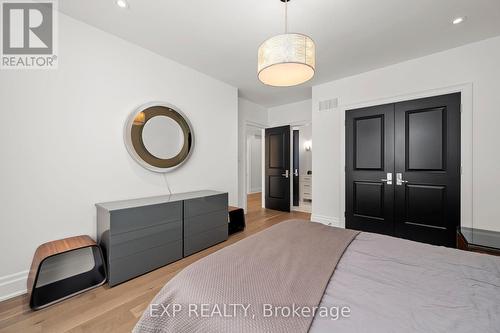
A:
124;103;194;173
142;116;184;159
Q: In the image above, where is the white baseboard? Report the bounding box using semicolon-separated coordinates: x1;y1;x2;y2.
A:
311;214;343;228
247;189;262;194
0;270;28;302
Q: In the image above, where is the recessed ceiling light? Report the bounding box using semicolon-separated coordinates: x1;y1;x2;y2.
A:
452;16;466;25
116;0;129;9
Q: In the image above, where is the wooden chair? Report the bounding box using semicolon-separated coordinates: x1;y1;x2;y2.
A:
27;235;107;310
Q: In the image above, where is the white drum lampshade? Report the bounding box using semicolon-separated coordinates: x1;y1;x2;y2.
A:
258;33;315;87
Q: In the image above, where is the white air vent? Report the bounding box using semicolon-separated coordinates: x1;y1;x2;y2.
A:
318;98;338;111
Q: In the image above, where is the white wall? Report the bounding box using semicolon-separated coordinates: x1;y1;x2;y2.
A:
312;36;500;231
268;99;312;127
238;98;268;208
0;14;238;301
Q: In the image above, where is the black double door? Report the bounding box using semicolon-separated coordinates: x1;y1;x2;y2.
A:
346;93;460;247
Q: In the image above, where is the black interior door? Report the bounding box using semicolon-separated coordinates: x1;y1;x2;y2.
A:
345;104;395;235
293;130;300;207
265;126;290;212
394;93;461;247
345;93;461;248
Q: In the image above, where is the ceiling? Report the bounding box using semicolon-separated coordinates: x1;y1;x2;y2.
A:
59;0;500;107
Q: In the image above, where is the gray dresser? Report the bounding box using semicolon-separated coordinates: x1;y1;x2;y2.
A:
96;190;228;286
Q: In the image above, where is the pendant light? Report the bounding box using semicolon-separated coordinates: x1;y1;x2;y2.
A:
258;0;316;87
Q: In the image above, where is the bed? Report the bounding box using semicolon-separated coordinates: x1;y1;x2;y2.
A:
134;220;500;333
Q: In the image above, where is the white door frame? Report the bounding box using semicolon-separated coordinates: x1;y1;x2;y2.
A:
338;83;473;228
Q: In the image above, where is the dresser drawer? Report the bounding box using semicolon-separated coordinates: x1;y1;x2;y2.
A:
109;220;182;260
184;194;228;218
184;210;227;236
110;202;182;235
108;240;182;286
184;225;228;256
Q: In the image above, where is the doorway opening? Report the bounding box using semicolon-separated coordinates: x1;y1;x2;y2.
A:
292;124;312;213
263;124;312;213
245;124;264;212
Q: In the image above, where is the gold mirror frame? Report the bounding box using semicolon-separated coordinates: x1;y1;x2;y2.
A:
124;102;194;173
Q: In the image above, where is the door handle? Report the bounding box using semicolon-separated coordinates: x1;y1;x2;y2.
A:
396;173;408;186
294;169;299;177
282;170;289;178
380;172;392;185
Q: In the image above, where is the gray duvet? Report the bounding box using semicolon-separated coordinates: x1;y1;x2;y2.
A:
134;220;358;333
135;220;500;333
310;232;500;333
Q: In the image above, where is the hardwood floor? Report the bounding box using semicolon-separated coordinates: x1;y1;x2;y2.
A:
0;193;310;333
